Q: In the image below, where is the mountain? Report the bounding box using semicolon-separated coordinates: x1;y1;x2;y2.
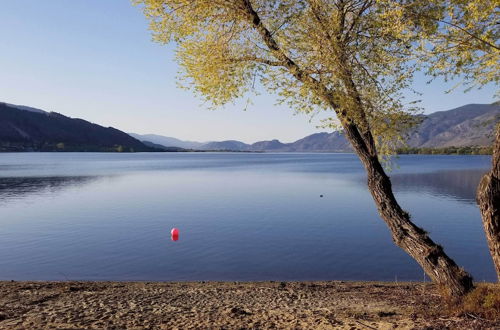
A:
281;103;498;152
132;103;498;152
4;102;47;114
128;133;203;149
250;139;288;151
0;102;156;152
199;140;251;151
6;100;491;153
285;132;351;152
407;103;499;148
141;141;187;152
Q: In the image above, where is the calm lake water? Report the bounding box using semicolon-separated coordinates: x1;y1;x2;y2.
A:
0;153;495;282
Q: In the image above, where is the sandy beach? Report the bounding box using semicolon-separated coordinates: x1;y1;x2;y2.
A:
0;281;498;329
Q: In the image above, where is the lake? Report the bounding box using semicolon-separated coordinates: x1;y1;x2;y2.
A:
0;153;495;282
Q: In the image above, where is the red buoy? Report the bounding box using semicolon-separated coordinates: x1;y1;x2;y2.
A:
171;228;179;241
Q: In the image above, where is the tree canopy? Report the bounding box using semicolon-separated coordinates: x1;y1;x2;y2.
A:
392;0;499;93
136;0;430;156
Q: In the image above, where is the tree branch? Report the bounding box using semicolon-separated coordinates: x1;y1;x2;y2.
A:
437;18;500;51
239;0;339;109
227;56;285;66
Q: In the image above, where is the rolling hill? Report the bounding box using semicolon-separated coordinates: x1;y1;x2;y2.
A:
131;103;499;152
128;133;203;150
2;101;497;153
0;102;156;152
406;103;499;148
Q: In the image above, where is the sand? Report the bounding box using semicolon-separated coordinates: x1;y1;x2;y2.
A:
0;281;497;329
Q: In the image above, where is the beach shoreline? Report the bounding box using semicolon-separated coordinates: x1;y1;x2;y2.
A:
1;280;498;329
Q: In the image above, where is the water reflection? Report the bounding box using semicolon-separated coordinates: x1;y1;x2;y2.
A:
0;176;98;202
390;169;487;203
0;168;488;205
0;154;494;282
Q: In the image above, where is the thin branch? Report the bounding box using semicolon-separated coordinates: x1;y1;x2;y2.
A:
227;56;285;66
240;0;333;103
436;18;499;51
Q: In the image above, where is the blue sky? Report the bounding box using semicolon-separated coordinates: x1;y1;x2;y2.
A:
0;1;497;143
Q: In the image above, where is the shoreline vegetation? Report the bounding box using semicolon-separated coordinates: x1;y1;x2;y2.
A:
396;146;493;155
0;145;493;155
0;281;498;329
0;144;494;156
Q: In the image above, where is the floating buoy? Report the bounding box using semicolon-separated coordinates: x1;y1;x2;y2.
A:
171;228;179;241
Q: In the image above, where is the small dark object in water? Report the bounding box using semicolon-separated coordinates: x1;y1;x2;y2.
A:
320;195;324;198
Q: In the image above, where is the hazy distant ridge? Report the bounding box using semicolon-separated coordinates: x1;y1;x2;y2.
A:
1;101;497;152
132;103;499;152
128;133;203;150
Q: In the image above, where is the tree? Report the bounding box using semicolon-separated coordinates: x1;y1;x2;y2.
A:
401;0;498;90
397;0;500;281
136;0;473;297
477;124;500;282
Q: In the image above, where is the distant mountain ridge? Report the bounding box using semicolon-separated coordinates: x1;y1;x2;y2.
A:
1;101;497;153
0;102;155;152
132;103;499;152
4;102;47;114
128;133;203;150
406;103;498;148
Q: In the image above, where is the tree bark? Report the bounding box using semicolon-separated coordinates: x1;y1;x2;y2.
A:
341;123;474;298
477;124;500;281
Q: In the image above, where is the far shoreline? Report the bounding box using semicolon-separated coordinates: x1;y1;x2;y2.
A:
0;150;493;155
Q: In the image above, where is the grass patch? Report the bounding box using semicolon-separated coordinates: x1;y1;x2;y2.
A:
446;284;500;320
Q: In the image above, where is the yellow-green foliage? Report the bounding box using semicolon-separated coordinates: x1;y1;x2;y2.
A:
134;0;429;157
134;1;498;156
378;0;499;94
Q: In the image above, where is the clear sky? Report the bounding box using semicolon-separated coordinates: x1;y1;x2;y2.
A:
0;1;497;143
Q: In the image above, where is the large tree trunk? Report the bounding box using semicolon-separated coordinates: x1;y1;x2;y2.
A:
477;125;500;281
335;72;473;297
342;123;474;298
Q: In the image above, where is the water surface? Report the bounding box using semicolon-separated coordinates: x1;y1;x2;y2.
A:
0;153;495;282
